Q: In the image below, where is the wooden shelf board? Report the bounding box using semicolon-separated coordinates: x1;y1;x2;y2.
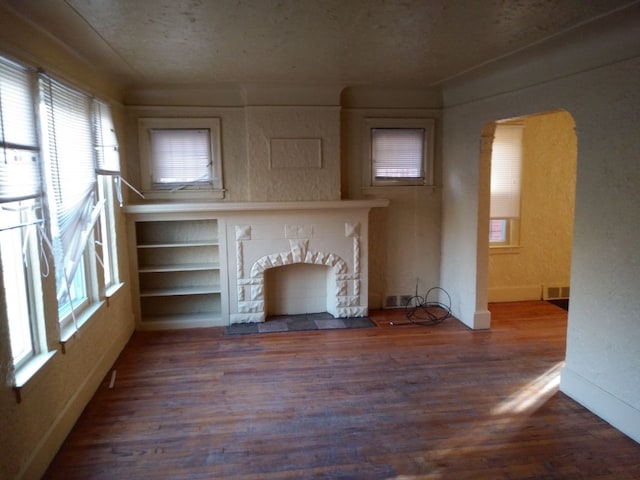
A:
140;286;222;297
138;263;220;273
138;240;218;248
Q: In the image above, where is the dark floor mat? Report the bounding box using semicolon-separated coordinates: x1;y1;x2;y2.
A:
225;312;376;335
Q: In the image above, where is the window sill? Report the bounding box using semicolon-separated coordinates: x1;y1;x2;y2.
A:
489;245;522;255
59;300;105;346
105;281;125;299
362;185;438;195
13;350;57;402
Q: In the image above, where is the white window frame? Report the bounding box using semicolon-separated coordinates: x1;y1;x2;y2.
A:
489;218;520;247
93;100;121;294
138;117;223;200
97;175;119;293
363;117;435;188
0;201;45;368
0;55;54;385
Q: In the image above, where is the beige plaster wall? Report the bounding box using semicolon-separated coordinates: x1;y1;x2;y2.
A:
440;9;640;441
340;97;442;309
245;106;341;201
488;111;576;302
124;87;443;310
0;7;134;480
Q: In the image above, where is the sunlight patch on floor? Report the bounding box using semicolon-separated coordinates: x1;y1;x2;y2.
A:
491;361;564;416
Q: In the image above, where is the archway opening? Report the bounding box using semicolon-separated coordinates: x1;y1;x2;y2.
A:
480;109;577;322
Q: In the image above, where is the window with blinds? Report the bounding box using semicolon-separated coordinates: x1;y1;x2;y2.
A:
0;58;41;203
1;53;122;380
364;118;434;188
489;123;523;246
138;117;223;199
93;100;120;291
93;100;120;175
40;75;96;320
0;56;44;369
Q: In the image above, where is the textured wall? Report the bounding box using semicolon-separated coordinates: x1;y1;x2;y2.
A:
0;10;135;479
441;53;640;440
341;102;442;308
245;106;341;201
488;111;576;301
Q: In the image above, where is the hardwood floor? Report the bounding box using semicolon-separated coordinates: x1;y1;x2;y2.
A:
43;302;640;479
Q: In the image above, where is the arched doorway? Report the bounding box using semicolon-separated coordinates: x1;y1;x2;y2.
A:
480;110;577;324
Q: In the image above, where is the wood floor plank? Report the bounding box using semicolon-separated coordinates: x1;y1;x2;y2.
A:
43;302;640;479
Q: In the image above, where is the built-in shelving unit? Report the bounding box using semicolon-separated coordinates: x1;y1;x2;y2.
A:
128;214;227;330
124;200;388;330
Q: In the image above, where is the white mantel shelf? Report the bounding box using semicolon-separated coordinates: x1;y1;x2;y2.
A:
124;199;389;215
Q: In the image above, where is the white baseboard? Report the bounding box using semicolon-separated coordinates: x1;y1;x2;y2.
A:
560;366;640;444
488;285;541;303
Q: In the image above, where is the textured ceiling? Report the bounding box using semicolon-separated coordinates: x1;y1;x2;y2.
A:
2;0;636;89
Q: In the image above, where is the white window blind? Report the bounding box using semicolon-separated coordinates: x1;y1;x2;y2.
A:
0;57;41;204
490;124;523;218
150;129;212;186
93;100;120;175
372;128;425;179
93;100;124;207
40;74;102;303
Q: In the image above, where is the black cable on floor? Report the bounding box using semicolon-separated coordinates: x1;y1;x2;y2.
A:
404;286;452;326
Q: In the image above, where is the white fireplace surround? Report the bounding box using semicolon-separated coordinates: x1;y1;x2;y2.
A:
232;222;362;323
228;200;387;324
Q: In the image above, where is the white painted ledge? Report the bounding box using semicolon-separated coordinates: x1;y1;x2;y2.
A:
124;199;389;215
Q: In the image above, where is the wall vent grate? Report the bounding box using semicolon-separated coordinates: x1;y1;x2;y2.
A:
543;285;570;300
384;295;398;308
384;294;415;309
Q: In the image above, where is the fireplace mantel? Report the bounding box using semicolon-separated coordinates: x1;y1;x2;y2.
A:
124;198;389;215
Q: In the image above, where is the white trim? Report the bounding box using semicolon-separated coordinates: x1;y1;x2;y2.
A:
104;281;125;299
13;350;57;389
59;301;104;344
473;309;491;329
560;366;640;444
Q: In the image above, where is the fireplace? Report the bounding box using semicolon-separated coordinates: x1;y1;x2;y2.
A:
264;263;333;316
227;200;386;324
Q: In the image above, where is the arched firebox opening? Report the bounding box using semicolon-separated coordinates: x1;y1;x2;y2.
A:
264;263;335;318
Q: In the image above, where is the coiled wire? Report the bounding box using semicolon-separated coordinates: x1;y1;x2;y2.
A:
404;286;452;326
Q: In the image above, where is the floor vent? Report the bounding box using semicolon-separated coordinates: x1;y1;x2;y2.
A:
543;285;570;300
383;295;414;309
384;295;398;308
